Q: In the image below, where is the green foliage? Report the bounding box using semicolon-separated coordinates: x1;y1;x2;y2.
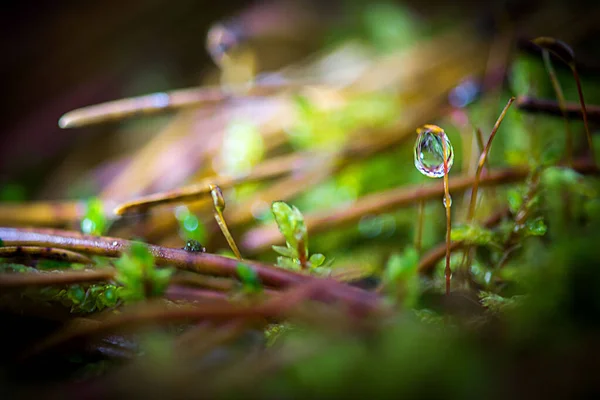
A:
81;197;108;236
0;183;26;201
220;120;264;175
271;201;331;272
383;247;420;308
236;263;262;294
479;291;525;314
509;54;550;97
451;224;500;248
288;93;398;150
0;262;121;313
362;2;422;53
114;242;173;302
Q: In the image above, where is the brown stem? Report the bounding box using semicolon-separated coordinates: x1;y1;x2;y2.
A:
21;279;382;359
571;66;596;165
58;80;313;129
515;95;600;122
415;200;425;254
0;269;115;287
0;246;93;264
0;227;381;311
467;97;515;222
114;152;308;215
241;159;598;253
542;50;573;166
0;201;84;227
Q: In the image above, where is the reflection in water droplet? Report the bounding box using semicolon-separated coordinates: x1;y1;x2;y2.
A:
414;125;454;178
443;195;452;208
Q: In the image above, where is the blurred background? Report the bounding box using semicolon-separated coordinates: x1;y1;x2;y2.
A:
1;0;598;187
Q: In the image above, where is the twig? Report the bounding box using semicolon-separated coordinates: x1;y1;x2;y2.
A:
0;201;84;227
0;246;93;264
114;152;309;215
58;80;315;129
515;95;600;122
0;269;115;287
21;279;381;359
0;227;381;311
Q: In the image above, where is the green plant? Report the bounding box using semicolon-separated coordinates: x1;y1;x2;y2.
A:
271;201;330;272
114;242;172;302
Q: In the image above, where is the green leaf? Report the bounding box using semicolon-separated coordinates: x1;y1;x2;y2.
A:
115;242;170;302
271;201;307;251
309;253;326;268
507;188;524;215
276;256;301;271
523;217;547;237
479;291;525;313
451;224;497;247
272;245;297;259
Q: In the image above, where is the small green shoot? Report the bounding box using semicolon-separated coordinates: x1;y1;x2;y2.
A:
114;242;173;302
271;201;330;271
210;184;243;260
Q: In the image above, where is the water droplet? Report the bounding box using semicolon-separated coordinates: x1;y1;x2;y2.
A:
414;125;454;178
443;195;452;208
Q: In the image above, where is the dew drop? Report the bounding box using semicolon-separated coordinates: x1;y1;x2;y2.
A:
443;195;452;208
414;125;454;178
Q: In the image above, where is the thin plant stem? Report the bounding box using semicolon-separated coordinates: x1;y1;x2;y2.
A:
571;66;596;165
542;50;573;166
442;135;452;295
0;269;115;287
0;246;93;265
466;97;515;222
209;184;243;260
415;199;425;254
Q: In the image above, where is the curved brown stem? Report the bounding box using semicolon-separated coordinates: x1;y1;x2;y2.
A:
571;66;596;165
0;227;381;312
0;246;93;264
0;201;84;227
0;269;115;287
515;96;600;121
466;97;515;222
542;50;573;166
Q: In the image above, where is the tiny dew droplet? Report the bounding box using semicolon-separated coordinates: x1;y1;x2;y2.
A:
443;195;452;207
414;125;454;178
